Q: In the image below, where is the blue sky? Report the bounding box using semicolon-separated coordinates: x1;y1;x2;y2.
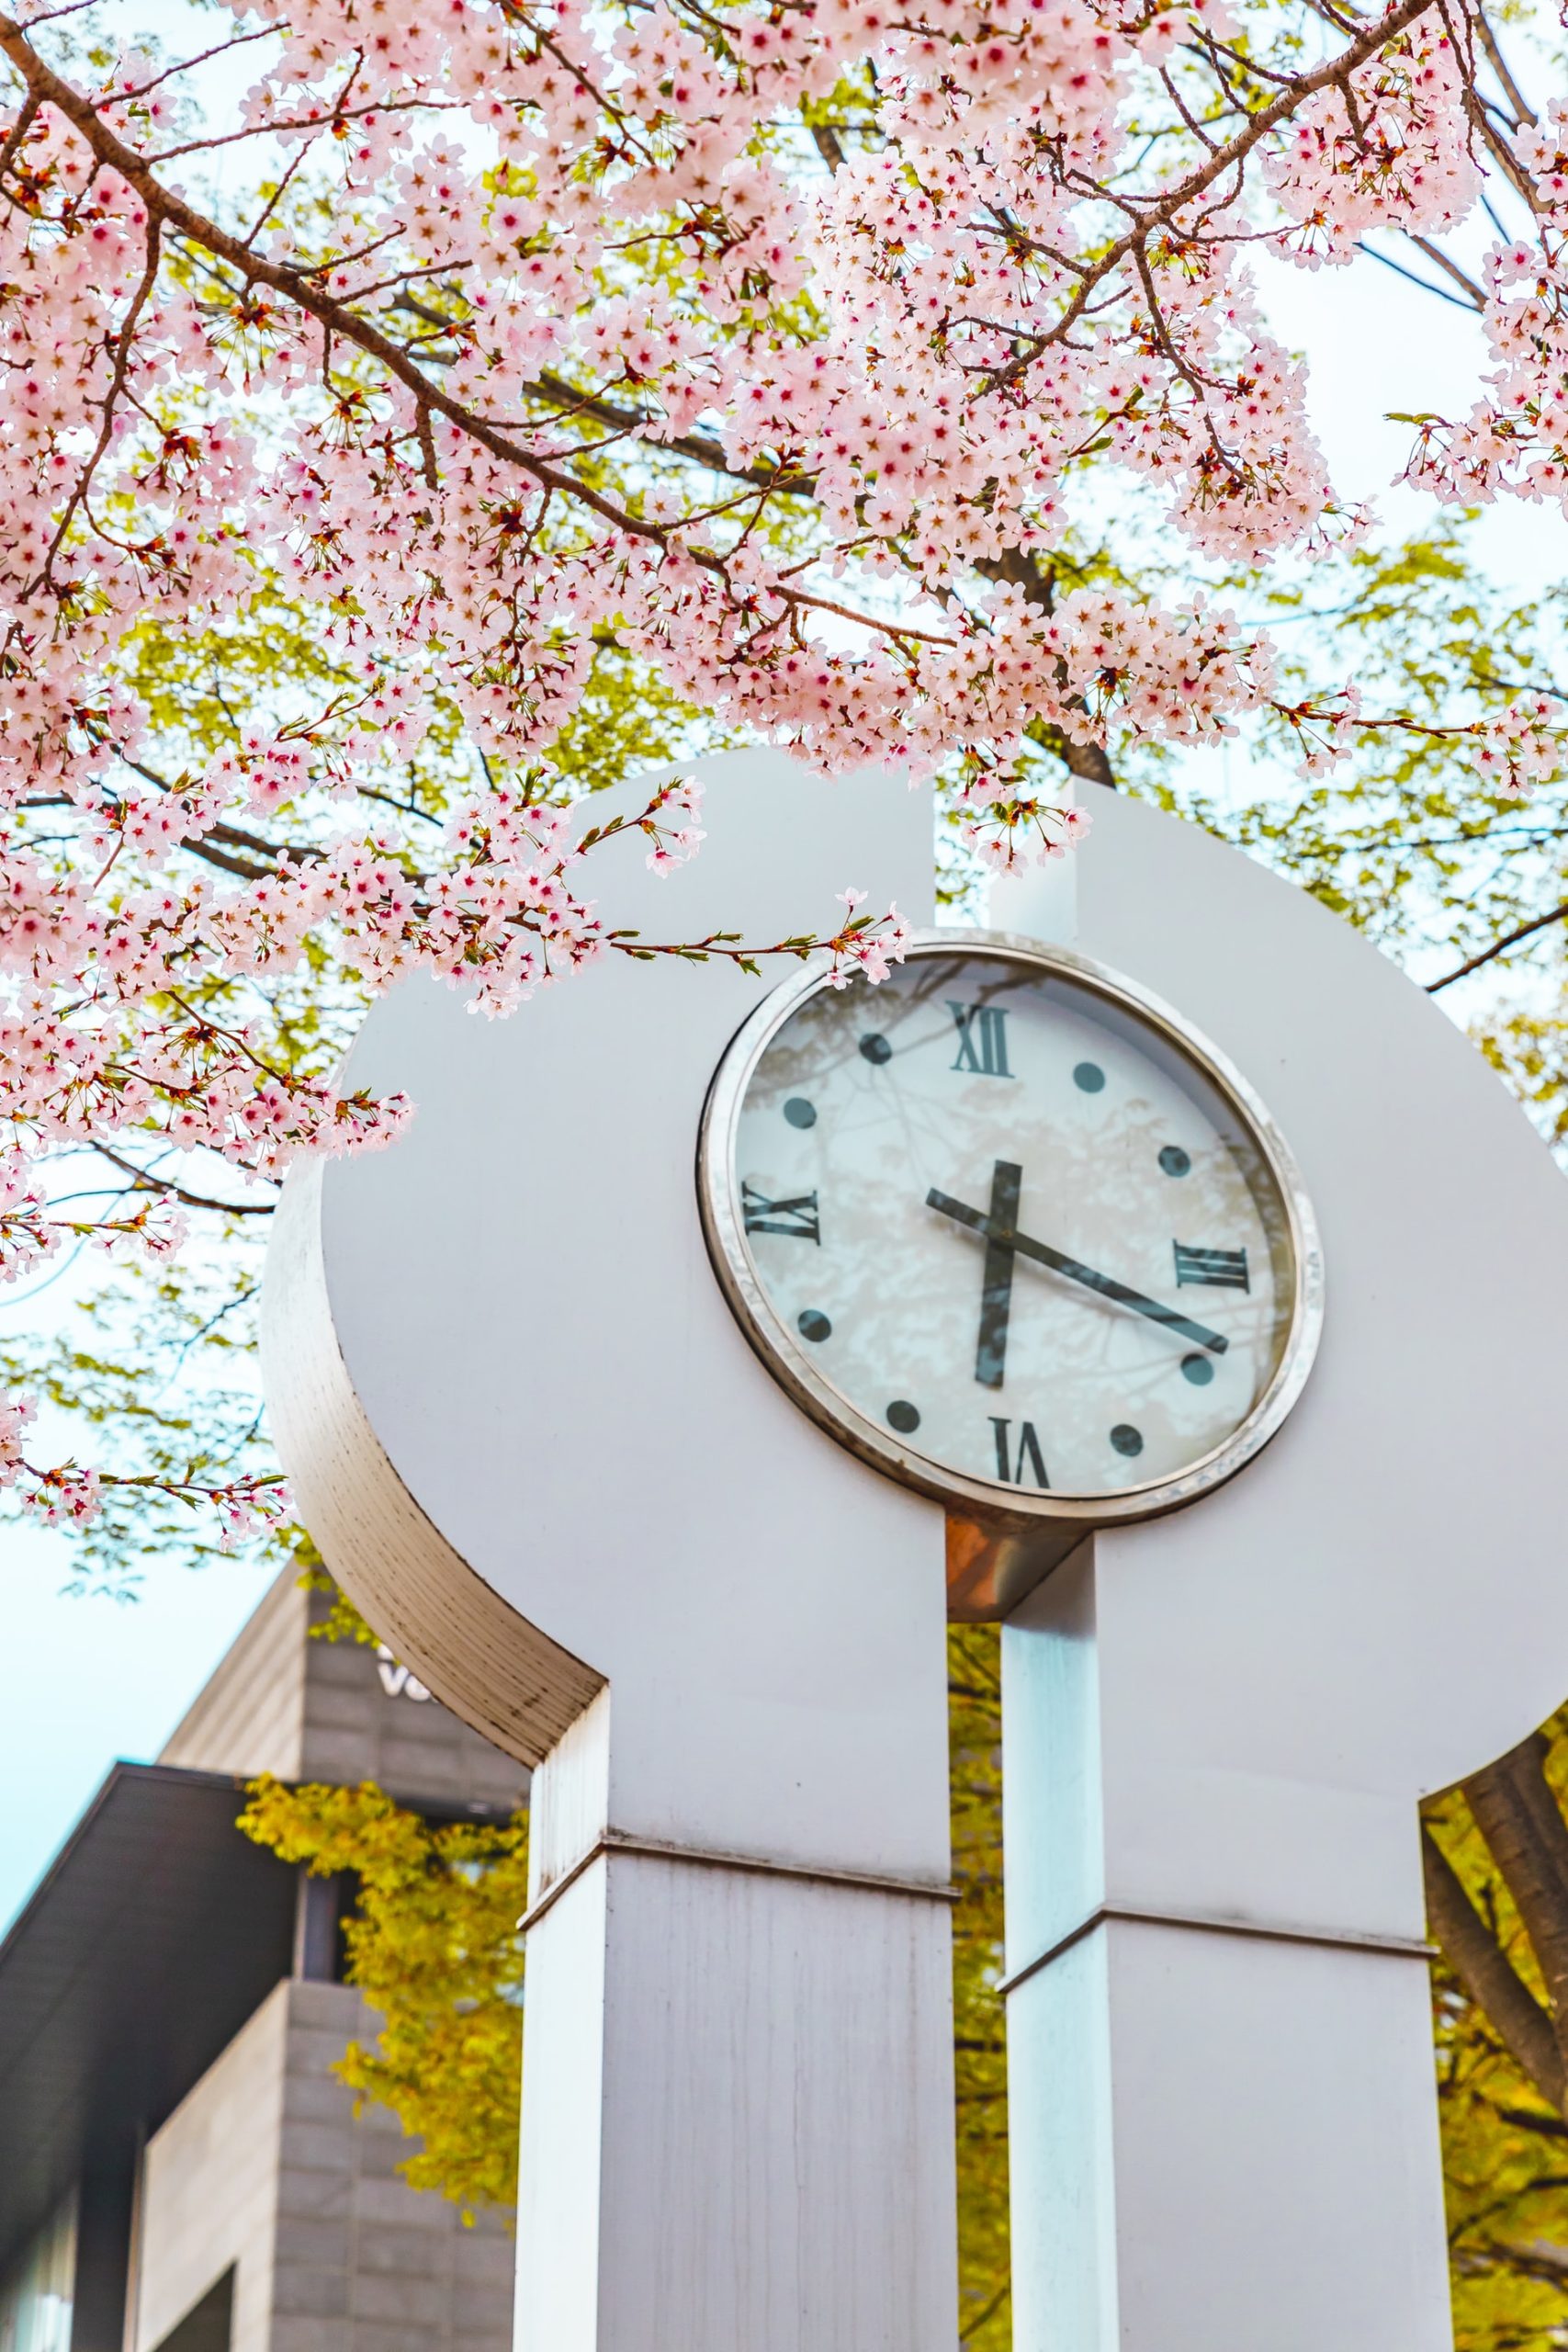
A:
0;1514;274;1929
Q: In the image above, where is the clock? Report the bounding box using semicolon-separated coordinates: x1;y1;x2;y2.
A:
698;931;1323;1594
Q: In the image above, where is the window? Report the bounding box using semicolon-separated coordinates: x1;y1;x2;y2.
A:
0;2194;76;2352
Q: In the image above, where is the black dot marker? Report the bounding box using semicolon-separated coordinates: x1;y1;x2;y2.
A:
797;1309;832;1343
887;1399;921;1434
860;1034;893;1066
1159;1145;1191;1178
784;1097;817;1129
1110;1423;1144;1457
1074;1061;1106;1093
1180;1353;1213;1386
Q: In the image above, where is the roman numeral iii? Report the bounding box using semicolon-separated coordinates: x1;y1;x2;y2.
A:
742;1184;820;1243
949;1001;1015;1080
989;1417;1050;1487
1172;1242;1249;1291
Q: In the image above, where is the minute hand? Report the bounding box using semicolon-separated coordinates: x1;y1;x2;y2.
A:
926;1189;1229;1356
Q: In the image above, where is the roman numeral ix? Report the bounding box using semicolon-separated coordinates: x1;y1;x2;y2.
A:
741;1183;820;1243
989;1417;1050;1488
1172;1242;1249;1292
949;1001;1015;1080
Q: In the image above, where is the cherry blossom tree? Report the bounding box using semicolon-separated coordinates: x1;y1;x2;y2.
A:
0;0;1563;1532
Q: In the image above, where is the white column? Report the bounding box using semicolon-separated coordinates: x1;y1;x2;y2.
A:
989;784;1568;2350
263;752;960;2352
517;1697;957;2352
1000;1546;1450;2352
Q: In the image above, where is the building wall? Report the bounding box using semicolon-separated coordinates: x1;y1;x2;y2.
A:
276;1983;513;2352
132;1984;288;2352
297;1624;524;1810
132;1983;513;2352
128;1577;525;2350
157;1572;526;1813
157;1577;310;1782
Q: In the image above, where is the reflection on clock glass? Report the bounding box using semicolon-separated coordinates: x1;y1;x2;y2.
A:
729;949;1296;1500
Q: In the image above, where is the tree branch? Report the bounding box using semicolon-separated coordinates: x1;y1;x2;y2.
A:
522;369;817;497
0;17;688;553
91;1140;276;1216
1423;1823;1565;2109
1404;231;1486;308
809;120;847;172
975;548;1119;786
1463;1736;1568;2075
1472;5;1536;130
1359;245;1478;306
984;0;1442;395
1427;898;1568;992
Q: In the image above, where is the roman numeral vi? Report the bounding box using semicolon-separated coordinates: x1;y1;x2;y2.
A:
1172;1241;1249;1291
949;1001;1015;1079
742;1183;820;1244
989;1417;1050;1487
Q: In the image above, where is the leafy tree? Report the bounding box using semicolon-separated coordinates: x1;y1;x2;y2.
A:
10;0;1568;2326
1424;1716;1568;2352
5;0;1568;1537
240;1770;530;2212
949;1624;1010;2348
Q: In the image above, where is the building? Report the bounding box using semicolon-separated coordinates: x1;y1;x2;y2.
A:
0;1571;527;2352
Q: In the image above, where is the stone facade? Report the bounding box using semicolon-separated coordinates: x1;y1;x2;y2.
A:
158;1572;524;1812
126;1572;527;2352
132;1982;513;2352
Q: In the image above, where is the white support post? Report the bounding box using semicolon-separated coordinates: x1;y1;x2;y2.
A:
988;785;1568;2351
999;1546;1451;2351
517;1696;958;2352
263;752;959;2352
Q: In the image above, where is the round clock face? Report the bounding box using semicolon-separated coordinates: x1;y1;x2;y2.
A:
699;933;1321;1522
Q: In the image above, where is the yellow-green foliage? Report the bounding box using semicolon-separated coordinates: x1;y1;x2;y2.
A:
239;1776;528;2214
950;1625;1010;2346
242;1624;1014;2325
245;1653;1568;2345
1427;1711;1568;2352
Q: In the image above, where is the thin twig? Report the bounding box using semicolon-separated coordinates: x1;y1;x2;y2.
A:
92;1140;276;1216
1427;899;1568;993
1359;238;1482;310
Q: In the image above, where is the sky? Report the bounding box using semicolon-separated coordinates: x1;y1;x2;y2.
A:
0;1521;274;1930
2;20;1566;1934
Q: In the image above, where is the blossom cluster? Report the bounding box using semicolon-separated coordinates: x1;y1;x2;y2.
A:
1;0;1532;832
1266;17;1479;267
1408;107;1568;517
0;0;1562;1532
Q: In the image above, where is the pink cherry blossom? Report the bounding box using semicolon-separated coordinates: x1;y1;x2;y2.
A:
0;0;1560;1530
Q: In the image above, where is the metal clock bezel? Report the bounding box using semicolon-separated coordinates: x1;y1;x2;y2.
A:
696;927;1325;1539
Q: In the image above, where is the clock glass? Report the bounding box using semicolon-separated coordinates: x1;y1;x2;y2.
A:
704;936;1315;1510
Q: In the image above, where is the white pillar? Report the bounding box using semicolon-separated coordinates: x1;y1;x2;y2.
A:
517;1695;957;2352
262;753;959;2352
1000;1545;1450;2351
990;785;1568;2350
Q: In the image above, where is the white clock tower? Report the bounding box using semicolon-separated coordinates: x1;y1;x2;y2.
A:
265;752;1568;2350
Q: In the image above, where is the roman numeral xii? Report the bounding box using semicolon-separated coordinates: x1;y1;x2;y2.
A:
950;1001;1015;1079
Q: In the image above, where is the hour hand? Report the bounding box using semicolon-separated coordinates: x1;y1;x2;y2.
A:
927;1181;1229;1357
974;1161;1021;1390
